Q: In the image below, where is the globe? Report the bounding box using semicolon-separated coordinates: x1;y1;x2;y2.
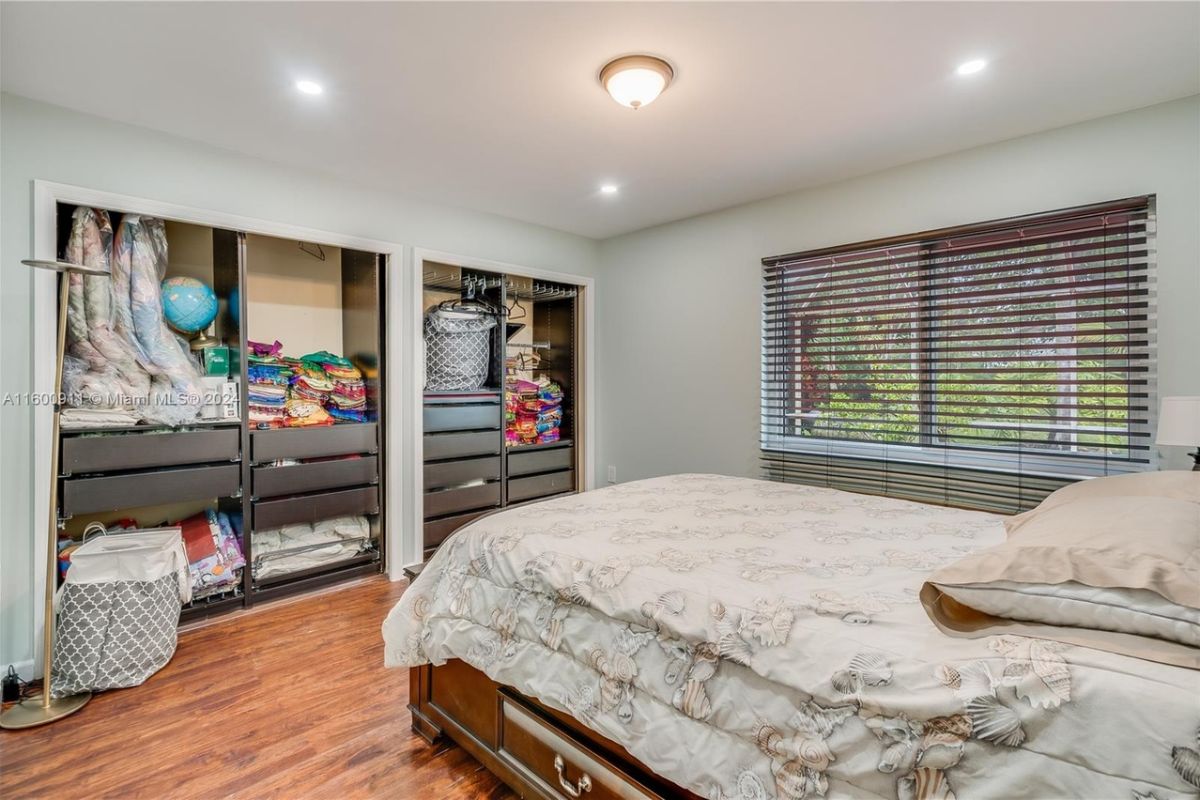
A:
162;276;219;334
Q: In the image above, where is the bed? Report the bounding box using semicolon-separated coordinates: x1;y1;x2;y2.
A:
384;474;1200;799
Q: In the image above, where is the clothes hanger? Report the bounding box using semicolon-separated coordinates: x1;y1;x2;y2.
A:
506;294;528;321
438;278;500;315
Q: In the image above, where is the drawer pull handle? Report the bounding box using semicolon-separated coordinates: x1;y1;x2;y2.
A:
554;754;592;797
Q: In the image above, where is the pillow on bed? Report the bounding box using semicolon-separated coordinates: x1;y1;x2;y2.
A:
922;495;1200;668
933;581;1200;647
1007;471;1200;534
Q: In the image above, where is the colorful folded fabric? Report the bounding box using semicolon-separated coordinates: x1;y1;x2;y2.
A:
505;374;565;446
245;344;373;425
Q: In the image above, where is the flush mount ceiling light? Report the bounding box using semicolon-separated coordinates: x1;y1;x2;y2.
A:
600;55;674;110
600;184;619;195
295;79;324;95
955;58;988;76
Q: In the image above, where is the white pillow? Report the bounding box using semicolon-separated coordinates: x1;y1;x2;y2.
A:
934;580;1200;648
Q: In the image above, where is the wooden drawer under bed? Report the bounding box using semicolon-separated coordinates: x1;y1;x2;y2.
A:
498;696;663;800
410;660;697;800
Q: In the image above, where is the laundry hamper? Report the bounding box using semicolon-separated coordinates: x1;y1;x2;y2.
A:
424;307;497;391
52;526;191;698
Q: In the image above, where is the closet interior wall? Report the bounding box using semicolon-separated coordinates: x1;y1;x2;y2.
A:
420;262;581;561
53;203;387;624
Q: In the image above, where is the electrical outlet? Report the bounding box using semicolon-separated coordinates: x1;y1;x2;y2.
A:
607;465;617;484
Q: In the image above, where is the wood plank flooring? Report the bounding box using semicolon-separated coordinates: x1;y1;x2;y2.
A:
0;577;516;800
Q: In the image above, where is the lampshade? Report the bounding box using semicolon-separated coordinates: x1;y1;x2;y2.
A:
1156;396;1200;445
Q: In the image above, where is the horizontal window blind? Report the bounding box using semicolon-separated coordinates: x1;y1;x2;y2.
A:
761;197;1156;513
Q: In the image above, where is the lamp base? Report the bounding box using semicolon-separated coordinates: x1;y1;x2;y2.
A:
0;690;91;729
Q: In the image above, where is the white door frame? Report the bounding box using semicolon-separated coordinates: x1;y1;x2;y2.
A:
409;248;596;568
26;180;409;673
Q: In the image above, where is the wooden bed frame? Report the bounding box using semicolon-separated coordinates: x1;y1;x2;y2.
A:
410;660;701;799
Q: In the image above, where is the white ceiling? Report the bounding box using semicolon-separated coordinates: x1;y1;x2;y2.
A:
3;2;1198;239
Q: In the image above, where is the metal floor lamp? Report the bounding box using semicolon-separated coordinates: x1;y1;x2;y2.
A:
0;258;108;729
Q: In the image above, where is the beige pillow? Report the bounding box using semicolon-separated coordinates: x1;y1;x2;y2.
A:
923;495;1200;668
1005;470;1200;536
1028;470;1199;512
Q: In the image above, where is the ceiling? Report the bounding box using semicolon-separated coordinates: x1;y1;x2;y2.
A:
2;3;1197;239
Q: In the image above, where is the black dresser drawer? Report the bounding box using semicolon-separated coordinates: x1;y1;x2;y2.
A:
507;446;574;477
508;470;575;504
424;431;502;461
61;427;240;475
424;509;494;551
61;463;241;517
251;424;377;462
253;456;377;498
423;403;502;433
253;486;379;530
424;482;501;519
424;456;501;491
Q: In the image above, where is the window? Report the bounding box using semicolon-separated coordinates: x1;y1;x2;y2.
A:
761;197;1155;512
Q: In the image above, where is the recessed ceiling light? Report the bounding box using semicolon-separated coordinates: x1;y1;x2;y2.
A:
600;184;619;195
956;59;987;77
600;55;674;110
295;79;324;95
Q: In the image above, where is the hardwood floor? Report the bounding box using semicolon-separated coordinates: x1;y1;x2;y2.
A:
0;577;516;800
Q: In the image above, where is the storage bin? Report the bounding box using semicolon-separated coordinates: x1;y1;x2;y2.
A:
424;482;502;519
423;403;502;433
61;464;241;517
52;527;190;698
252;486;379;530
253;456;377;498
424;308;497;391
251;424;377;462
60;427;239;475
507;445;574;477
508;470;575;504
424;456;501;491
424;431;502;461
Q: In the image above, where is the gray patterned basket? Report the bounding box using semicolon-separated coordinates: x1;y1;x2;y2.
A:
424;308;497;391
51;525;190;698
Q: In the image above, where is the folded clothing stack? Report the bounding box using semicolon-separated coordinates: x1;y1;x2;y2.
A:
505;376;564;446
284;358;334;427
246;341;372;427
247;340;291;428
303;351;368;423
247;361;291;427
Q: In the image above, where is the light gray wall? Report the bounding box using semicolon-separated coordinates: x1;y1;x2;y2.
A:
596;95;1200;485
0;93;600;668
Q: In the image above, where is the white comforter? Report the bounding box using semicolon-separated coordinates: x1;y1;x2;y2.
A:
384;474;1200;800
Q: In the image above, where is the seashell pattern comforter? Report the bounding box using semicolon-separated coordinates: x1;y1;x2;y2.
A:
383;474;1200;799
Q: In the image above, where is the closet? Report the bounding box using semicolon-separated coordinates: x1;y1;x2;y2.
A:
53;203;387;623
420;262;582;560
